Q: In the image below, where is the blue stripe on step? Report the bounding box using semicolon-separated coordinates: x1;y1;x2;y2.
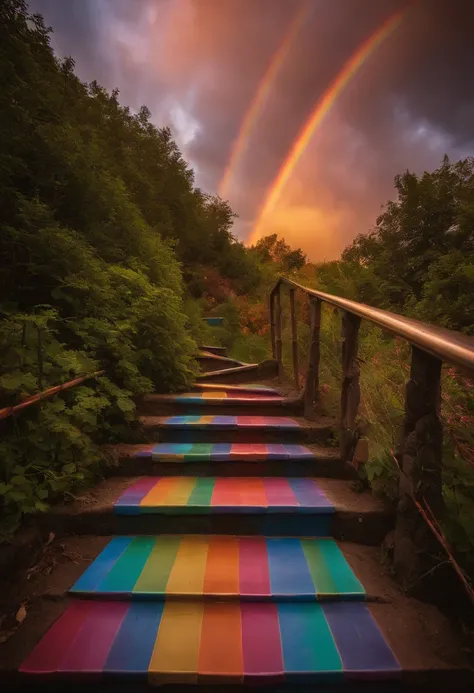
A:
288;478;334;512
210;443;232;460
97;537;155;594
70;537;133;593
266;538;315;597
104;602;165;673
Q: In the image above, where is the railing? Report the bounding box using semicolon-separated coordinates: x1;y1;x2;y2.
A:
270;276;474;600
0;371;105;421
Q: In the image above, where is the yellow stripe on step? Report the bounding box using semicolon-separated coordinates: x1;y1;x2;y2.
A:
149;601;204;684
161;477;196;506
166;536;209;595
205;391;225;399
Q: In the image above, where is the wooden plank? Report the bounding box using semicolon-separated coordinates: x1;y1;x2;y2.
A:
304;298;322;419
340;311;361;463
290;288;300;389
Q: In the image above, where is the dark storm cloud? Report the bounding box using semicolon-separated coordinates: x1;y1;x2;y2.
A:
26;0;474;258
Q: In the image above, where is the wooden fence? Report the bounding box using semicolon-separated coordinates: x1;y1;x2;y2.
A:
270;276;474;602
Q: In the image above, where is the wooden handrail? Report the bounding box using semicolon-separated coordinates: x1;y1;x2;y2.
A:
270;275;474;596
271;277;474;373
0;370;105;421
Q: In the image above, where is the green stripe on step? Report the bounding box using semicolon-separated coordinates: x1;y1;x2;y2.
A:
186;477;216;506
301;539;365;598
184;444;214;461
98;537;155;593
133;536;182;595
315;539;365;597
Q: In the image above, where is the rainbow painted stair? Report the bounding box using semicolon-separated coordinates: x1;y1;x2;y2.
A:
18;369;407;687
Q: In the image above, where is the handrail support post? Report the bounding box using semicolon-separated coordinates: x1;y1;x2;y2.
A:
394;346;443;589
304;298;321;419
290;288;299;390
340;311;361;463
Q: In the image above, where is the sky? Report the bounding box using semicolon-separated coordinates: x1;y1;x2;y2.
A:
29;0;474;261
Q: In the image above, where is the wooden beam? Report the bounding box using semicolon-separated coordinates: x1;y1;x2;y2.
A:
304;298;321;419
394;346;443;589
270;293;276;359
275;286;283;381
290;288;299;390
340;311;361;463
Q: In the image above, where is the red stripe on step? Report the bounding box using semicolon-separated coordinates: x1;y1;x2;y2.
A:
241;603;284;680
229;444;269;460
239;537;271;596
263;478;299;506
20;601;96;674
59;601;129;672
211;478;240;506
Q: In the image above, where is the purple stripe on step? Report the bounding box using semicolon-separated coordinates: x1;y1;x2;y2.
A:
322;602;401;680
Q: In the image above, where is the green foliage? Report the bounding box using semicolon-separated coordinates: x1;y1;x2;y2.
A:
0;1;261;534
342;155;474;328
251;234;307;275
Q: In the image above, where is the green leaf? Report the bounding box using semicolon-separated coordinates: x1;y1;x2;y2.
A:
10;475;28;486
8;491;27;502
62;463;76;475
34;501;49;512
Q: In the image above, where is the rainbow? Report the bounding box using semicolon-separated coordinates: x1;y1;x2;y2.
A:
250;10;405;243
218;1;312;199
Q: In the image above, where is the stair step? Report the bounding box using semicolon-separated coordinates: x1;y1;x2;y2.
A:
69;535;364;600
139;414;334;445
197;351;250;373
114;476;334;516
194;383;282;395
41;477;393;543
107;442;343;478
147;415;299;430
149;392;285;405
196;360;278;384
20;600;400;683
130;442;316;462
139;392;298;416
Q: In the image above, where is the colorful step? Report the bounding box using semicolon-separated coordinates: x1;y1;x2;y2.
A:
20;600;400;683
153;415;299;430
156;392;284;404
132;442;312;462
114;477;334;515
70;536;365;599
195;383;281;395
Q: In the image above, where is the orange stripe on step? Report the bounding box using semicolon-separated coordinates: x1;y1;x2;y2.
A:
149;601;204;684
203;536;240;595
198;603;243;682
206;391;224;399
140;477;180;507
198;416;214;425
235;477;267;507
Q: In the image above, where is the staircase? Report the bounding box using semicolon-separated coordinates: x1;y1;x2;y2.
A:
10;350;472;688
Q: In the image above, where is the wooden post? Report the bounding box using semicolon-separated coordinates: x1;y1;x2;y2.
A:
270;292;276;359
304;298;321;419
275;286;283;381
393;346;443;589
340;311;361;463
290;288;299;390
